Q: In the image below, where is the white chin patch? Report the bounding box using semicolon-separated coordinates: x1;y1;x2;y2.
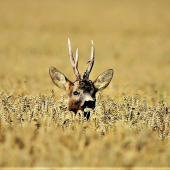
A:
84;108;93;112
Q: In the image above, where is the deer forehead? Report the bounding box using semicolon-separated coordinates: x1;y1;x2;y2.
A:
73;80;95;92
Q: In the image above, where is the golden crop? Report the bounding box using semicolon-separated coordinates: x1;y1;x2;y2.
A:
0;0;170;168
0;92;170;167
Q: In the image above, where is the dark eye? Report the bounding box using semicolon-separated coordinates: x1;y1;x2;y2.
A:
73;91;80;95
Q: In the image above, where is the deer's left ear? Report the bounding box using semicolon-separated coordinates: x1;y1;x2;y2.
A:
93;69;113;91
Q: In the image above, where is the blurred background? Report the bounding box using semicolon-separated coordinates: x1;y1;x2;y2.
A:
0;0;170;103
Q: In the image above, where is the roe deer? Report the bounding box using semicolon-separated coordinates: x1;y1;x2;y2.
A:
49;38;113;119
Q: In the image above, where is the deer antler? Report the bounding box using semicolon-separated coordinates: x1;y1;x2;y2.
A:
68;38;81;81
83;40;95;80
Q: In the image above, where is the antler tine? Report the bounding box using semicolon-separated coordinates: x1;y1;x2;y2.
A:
83;40;95;80
91;40;94;60
75;48;79;68
68;38;75;65
68;38;81;80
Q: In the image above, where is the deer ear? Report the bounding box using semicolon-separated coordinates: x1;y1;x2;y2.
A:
93;69;113;91
49;67;73;91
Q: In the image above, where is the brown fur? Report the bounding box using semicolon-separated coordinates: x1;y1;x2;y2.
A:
67;80;96;112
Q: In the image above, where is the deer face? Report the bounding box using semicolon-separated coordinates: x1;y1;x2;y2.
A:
49;39;113;119
67;79;96;112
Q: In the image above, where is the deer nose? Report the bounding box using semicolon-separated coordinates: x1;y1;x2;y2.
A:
83;100;95;109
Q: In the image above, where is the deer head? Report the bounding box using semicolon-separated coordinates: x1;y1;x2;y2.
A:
49;38;113;119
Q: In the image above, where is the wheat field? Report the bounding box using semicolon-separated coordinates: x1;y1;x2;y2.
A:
0;0;170;168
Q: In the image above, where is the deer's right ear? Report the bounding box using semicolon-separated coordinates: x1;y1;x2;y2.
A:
49;67;73;91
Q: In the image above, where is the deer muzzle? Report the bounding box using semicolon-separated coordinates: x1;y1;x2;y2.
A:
81;95;95;110
82;100;95;110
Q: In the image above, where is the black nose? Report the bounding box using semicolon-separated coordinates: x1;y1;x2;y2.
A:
83;100;95;109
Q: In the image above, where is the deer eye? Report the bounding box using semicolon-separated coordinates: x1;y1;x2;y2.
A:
73;91;80;95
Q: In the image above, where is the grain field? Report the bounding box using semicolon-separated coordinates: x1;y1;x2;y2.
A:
0;0;170;168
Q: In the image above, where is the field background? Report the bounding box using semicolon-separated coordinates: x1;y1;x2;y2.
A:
0;0;170;168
